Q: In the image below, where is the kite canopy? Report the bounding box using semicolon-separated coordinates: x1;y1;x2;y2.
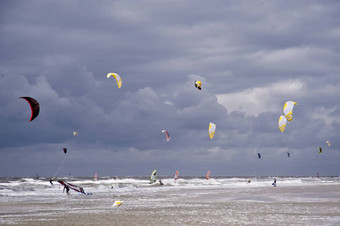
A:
194;81;202;90
278;115;287;132
58;180;85;194
283;101;297;121
326;141;331;147
150;170;157;184
258;153;261;159
73;132;78;136
206;170;211;180
63;148;67;154
208;122;216;139
20;96;40;121
107;73;122;88
112;201;123;207
318;147;322;155
287;152;290;158
162;130;170;141
174;170;179;180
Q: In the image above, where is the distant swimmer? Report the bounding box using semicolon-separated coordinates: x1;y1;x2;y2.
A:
159;180;164;186
272;178;277;187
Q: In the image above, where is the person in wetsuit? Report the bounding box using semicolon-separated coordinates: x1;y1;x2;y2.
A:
272;178;277;187
63;184;70;194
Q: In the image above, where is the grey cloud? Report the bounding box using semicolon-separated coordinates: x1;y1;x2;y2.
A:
0;0;339;177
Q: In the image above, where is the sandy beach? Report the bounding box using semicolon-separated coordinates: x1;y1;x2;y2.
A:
1;177;339;225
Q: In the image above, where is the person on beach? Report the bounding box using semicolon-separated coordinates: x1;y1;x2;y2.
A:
63;184;70;194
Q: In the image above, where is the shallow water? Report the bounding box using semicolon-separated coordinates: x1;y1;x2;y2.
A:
0;177;339;225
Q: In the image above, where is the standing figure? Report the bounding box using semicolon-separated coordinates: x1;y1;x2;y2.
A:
272;178;277;187
63;184;70;194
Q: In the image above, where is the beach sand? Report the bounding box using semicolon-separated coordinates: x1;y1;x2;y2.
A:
1;183;339;225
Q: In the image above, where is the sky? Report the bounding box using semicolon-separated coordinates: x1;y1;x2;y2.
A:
1;0;339;177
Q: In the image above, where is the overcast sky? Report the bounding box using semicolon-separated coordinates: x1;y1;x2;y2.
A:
1;0;339;177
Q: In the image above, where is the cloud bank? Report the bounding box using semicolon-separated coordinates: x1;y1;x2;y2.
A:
0;0;339;177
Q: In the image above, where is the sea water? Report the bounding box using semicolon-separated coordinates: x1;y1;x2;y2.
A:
0;176;339;225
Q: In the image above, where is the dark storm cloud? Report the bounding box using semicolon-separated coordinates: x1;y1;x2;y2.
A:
0;0;339;177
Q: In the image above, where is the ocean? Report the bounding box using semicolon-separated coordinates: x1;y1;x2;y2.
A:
0;176;339;225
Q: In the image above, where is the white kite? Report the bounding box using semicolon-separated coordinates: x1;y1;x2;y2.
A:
208;122;216;139
283;101;297;121
112;201;123;207
278;115;287;132
107;73;122;88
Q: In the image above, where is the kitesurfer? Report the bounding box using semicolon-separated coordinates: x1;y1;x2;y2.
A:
272;178;277;187
248;179;251;183
159;180;164;186
49;179;53;185
63;184;70;194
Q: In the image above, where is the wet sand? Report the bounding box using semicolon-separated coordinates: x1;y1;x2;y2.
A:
1;184;339;225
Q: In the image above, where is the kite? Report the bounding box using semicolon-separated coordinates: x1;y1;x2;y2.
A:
150;170;157;184
20;96;40;121
112;201;123;207
278;115;287;132
107;73;122;88
174;170;179;180
283;101;297;121
258;153;261;159
57;180;89;194
194;81;202;90
208;122;216;139
206;170;211;180
162;130;170;141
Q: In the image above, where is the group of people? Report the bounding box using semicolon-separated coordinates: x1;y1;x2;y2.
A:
53;177;279;195
247;178;277;187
